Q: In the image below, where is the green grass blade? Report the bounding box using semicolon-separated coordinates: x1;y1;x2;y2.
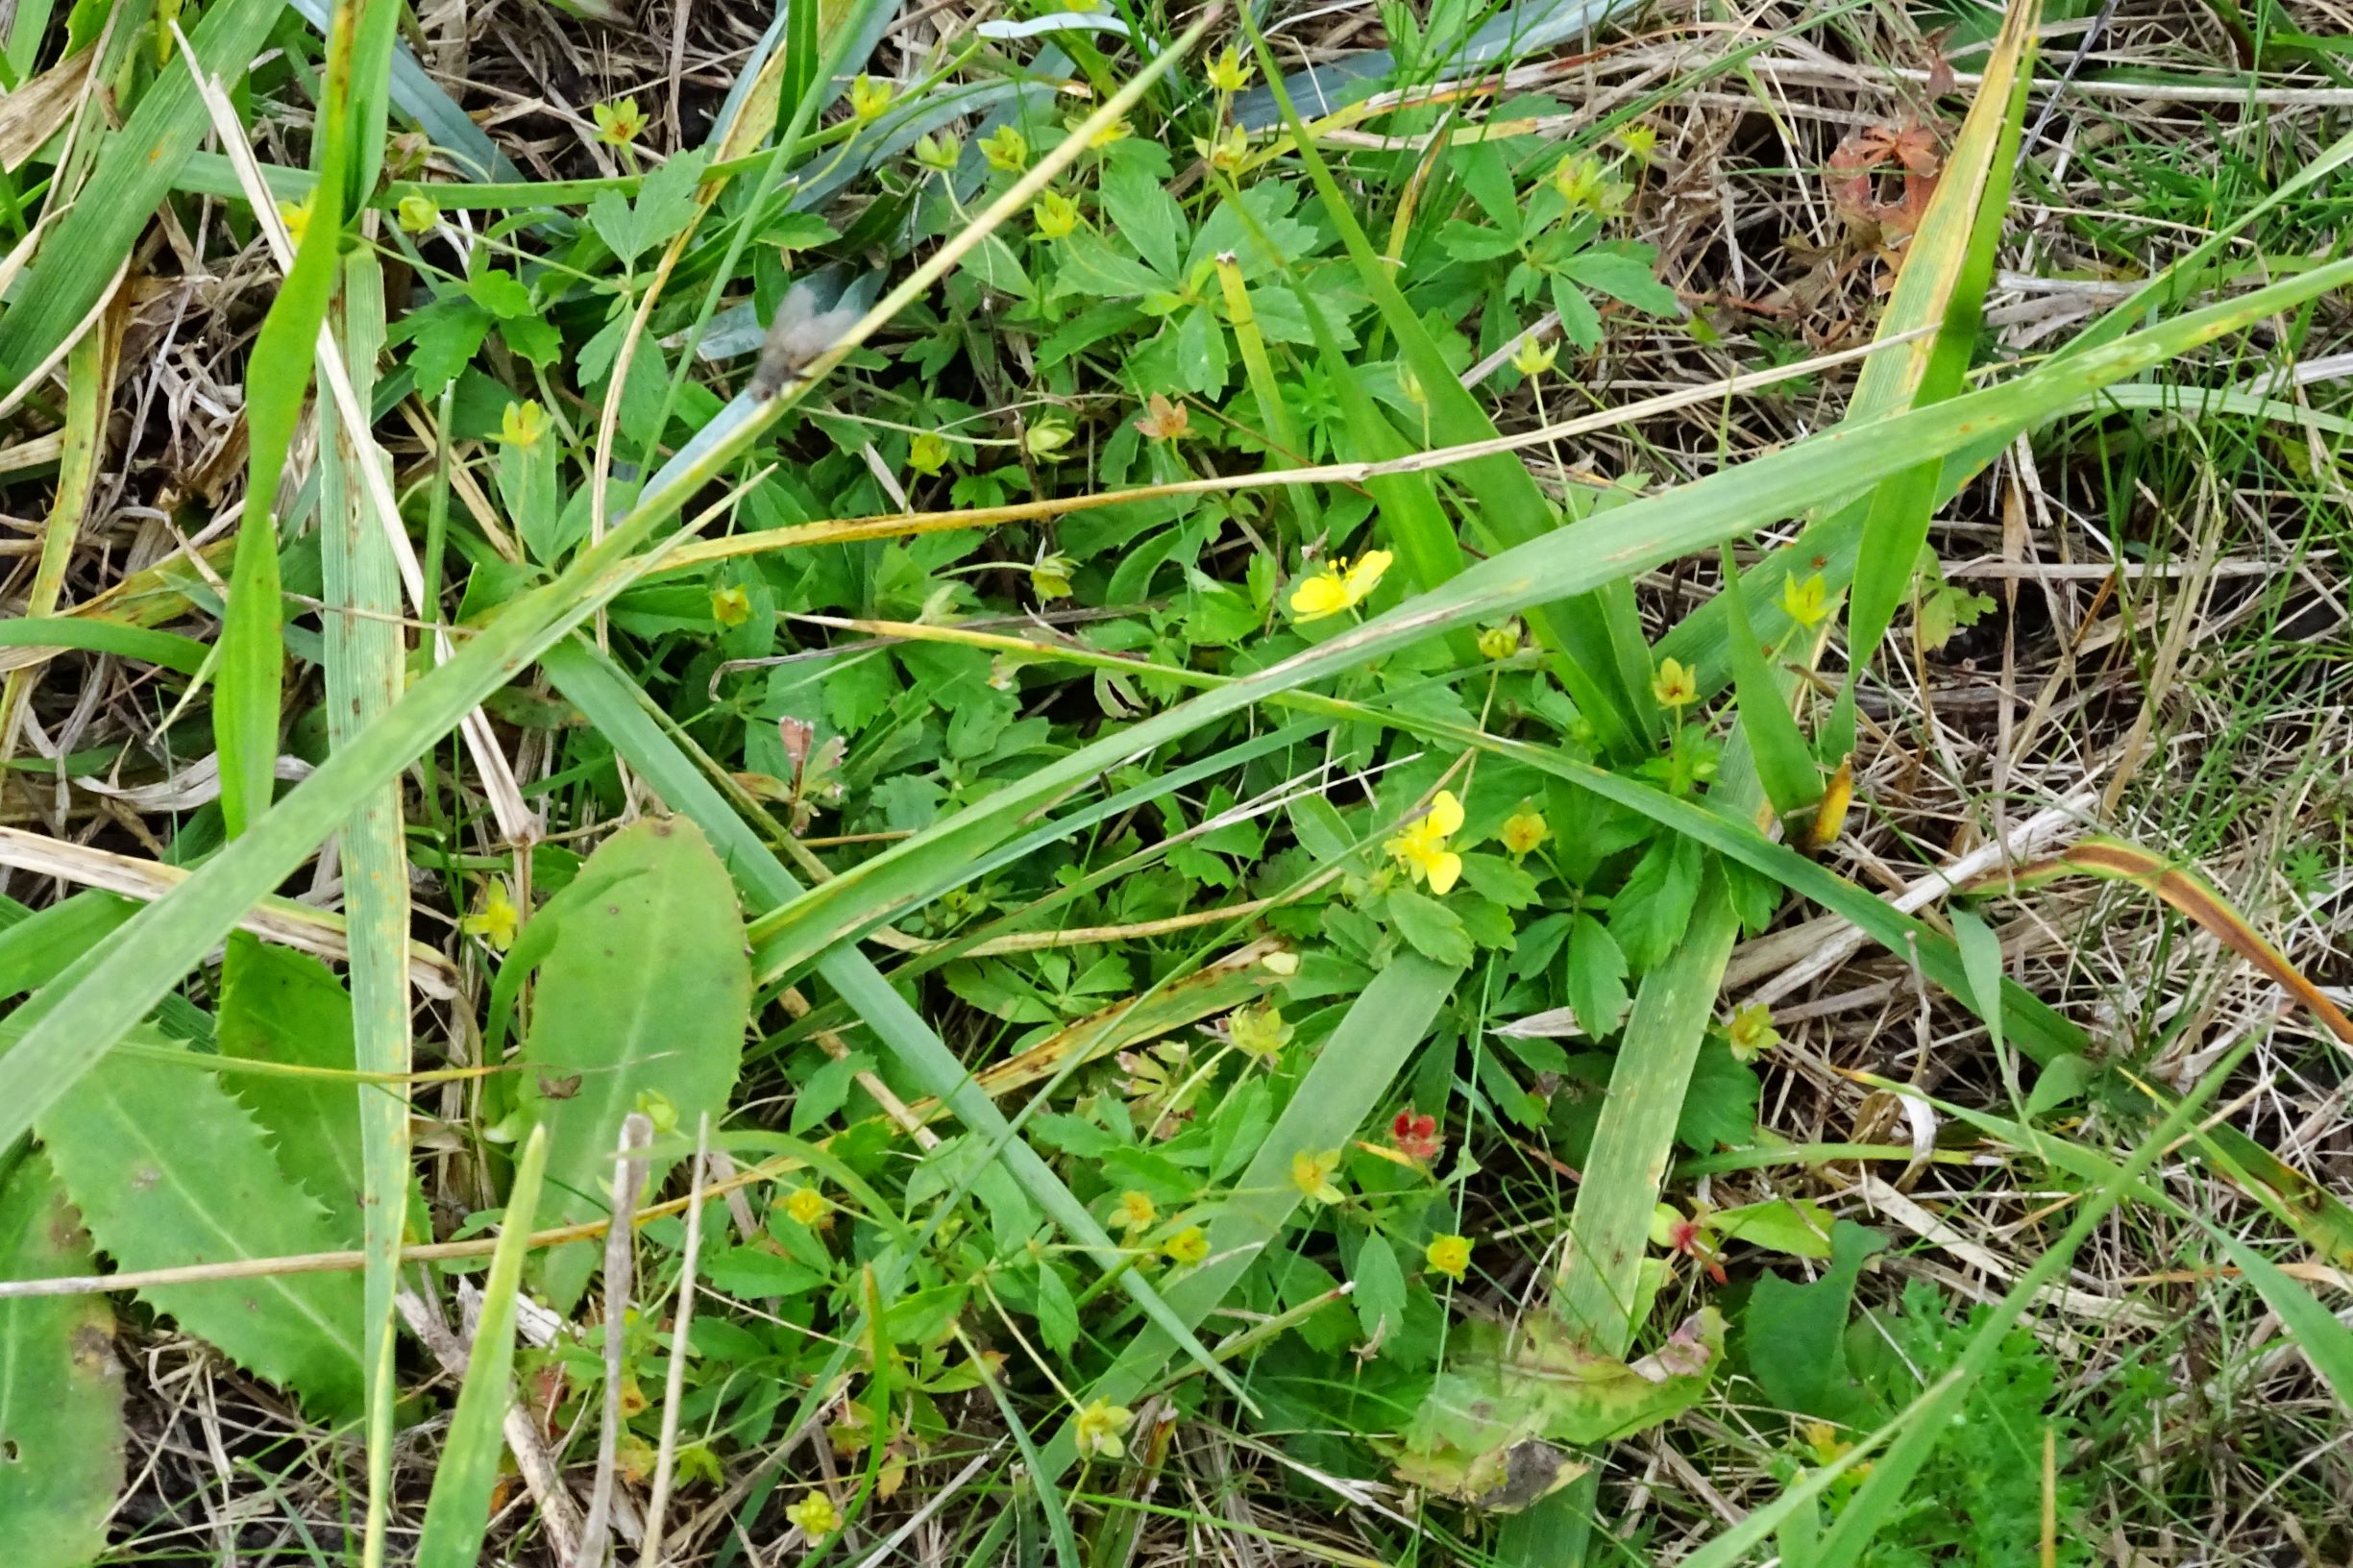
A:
316;248;411;1568
415;1125;548;1568
0;0;283;396
0;618;207;675
1713;547;1820;815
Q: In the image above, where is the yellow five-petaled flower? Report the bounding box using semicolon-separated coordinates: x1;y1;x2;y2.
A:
1501;808;1550;858
785;1185;827;1226
1162;1225;1210;1264
1073;1398;1134;1460
1780;571;1832;629
1426;1234;1472;1281
1287;550;1392;623
785;1489;839;1536
460;879;520;952
1290;1148;1344;1206
1385;788;1464;895
1114;1189;1157;1231
1652;656;1699;710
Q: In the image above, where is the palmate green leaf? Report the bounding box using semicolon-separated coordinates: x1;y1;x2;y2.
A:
0;1149;126;1568
1246;25;1644;755
520;817;752;1311
217;939;363;1239
26;1026;366;1420
740;248;2353;988
415;1126;547;1568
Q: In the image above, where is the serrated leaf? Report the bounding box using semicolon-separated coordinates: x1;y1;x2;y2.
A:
216;941;363;1234
1606;836;1702;971
31;1030;365;1420
1559;246;1680;315
521;818;752;1311
1100;162;1186;279
1742;1220;1886;1424
1675;1038;1758;1152
0;1150;126;1568
1562;913;1630;1038
1033;1263;1079;1356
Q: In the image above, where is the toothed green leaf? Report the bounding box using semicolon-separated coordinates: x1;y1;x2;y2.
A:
217;939;363;1243
31;1030;365;1421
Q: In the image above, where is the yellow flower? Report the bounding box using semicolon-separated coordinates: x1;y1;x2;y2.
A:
785;1186;826;1226
1425;1234;1471;1281
1114;1190;1157;1232
1385;789;1464;896
1202;126;1248;174
278;194;315;251
1073;1398;1134;1460
1287;550;1391;622
395;193;438;234
1030;553;1075;600
784;1489;840;1536
849;74;893;124
499;399;548;449
1024;419;1075;459
1162;1225;1209;1264
1651;656;1698;710
1510;335;1558;378
593;96;648;147
1206;45;1253;92
1290;1148;1344;1206
1227;1000;1289;1062
710;584;753;627
913;132;961;172
1085;115;1132;149
460;879;520;951
981;125;1029;173
1478;622;1522;661
1780;571;1832;628
1727;1001;1781;1064
1501;808;1549;858
1618;123;1658;163
1034;188;1080;240
908;430;950;476
634;1090;679;1138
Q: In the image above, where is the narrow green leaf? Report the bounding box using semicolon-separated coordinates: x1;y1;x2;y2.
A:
0;1150;126;1568
521;818;752;1311
0;0;285;395
415;1126;548;1568
1714;547;1818;814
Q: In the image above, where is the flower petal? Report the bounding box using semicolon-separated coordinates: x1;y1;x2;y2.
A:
1429;790;1464;836
1426;850;1462;896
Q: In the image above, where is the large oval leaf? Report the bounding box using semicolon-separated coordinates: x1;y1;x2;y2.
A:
520;818;751;1309
0;1150;126;1567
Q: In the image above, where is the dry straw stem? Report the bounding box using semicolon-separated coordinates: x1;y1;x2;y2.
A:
0;825;461;997
660;325;1927;571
